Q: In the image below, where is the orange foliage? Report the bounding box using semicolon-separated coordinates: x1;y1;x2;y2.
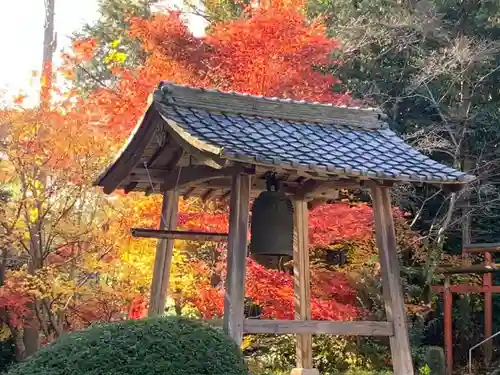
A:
245;259;358;320
204;8;343;100
185;256;358;320
178;210;229;233
173;203;368;321
128;295;148;320
71;38;99;61
309;203;375;246
68;6;349;136
0;277;32;329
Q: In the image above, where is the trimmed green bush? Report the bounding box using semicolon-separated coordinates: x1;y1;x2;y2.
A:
7;317;250;375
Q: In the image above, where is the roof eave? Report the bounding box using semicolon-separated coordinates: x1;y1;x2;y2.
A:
94;104;160;194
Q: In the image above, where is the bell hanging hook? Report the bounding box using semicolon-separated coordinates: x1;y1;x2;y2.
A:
264;171;280;192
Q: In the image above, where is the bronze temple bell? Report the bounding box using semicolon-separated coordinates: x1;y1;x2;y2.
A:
250;172;294;257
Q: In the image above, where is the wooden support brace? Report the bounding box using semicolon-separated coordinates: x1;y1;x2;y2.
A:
223;174;251;345
293;200;313;369
371;185;414;375
148;190;179;316
132;228;228;242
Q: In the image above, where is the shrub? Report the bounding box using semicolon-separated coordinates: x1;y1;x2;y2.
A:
0;337;15;373
423;346;445;375
7;316;250;375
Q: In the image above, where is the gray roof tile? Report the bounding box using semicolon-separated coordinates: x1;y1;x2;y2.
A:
149;83;475;184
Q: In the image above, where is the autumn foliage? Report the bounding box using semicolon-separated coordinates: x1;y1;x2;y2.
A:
309;203;375;246
1;3;357;339
244;259;358;320
64;5;351;137
128;8;346;101
170;202;375;321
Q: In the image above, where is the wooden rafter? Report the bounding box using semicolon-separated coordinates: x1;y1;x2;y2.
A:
99;107;161;194
183;187;196;198
123;181;138;194
201;188;217;202
129;165;255;189
294;179;320;199
148;144;183;169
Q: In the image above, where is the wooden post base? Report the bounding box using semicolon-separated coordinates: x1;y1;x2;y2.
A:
291;369;320;375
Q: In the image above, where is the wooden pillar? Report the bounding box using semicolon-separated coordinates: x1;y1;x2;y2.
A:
371;185;414;375
484;251;493;367
148;189;179;316
293;200;313;369
223;174;251;345
443;275;453;375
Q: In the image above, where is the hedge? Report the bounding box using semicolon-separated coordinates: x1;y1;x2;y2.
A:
7;316;250;375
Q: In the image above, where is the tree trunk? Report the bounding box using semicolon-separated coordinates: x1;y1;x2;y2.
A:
40;0;56;108
23;261;40;358
22;0;57;357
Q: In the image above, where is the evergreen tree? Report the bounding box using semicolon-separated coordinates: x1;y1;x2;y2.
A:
72;0;159;92
308;0;500;246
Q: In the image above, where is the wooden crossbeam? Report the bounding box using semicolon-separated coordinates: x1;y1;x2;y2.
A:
463;242;500;254
131;228;228;242
243;319;394;336
294;179;320;199
204;178;343;200
436;264;500;274
431;285;500;293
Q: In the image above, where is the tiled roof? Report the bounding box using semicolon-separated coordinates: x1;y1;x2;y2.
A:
151;82;473;184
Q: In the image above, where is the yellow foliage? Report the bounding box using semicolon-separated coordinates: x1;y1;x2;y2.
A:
0;325;11;341
0;106;217;339
28;207;38;224
241;335;253;350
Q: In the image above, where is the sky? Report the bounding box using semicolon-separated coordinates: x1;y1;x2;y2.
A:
0;0;99;103
0;0;206;105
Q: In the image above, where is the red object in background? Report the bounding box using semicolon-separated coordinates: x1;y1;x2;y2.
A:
128;295;148;320
431;247;499;375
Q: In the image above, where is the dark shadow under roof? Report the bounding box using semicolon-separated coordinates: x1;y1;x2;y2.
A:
96;82;474;196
